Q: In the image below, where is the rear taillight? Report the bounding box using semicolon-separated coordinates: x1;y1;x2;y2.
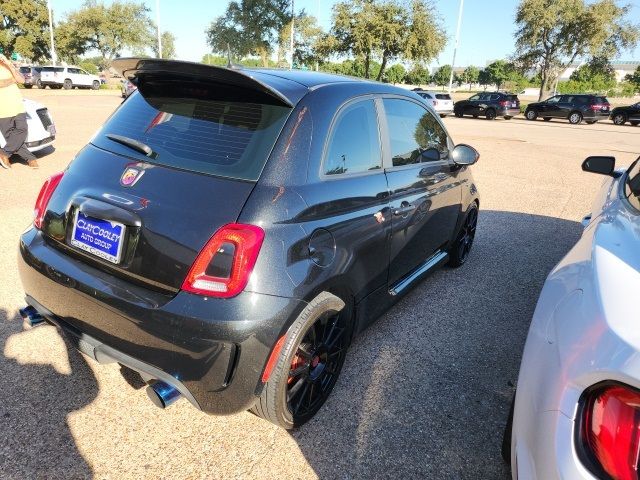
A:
579;383;640;480
499;100;510;107
182;223;264;298
33;172;64;229
589;104;602;111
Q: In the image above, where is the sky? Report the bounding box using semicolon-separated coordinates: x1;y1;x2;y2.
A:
51;0;640;68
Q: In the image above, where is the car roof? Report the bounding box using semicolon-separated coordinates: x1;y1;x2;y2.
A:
113;58;412;108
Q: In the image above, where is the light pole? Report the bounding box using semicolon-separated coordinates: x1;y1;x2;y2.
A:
448;0;464;94
289;0;295;69
156;0;162;59
47;0;57;66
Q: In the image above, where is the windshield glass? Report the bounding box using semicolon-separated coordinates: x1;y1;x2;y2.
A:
91;81;291;181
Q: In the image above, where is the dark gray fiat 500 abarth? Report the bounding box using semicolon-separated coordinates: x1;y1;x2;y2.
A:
18;58;480;428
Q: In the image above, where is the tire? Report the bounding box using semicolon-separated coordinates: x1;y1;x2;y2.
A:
631;121;639;126
454;111;463;118
612;113;627;126
568;111;583;125
439;114;447;118
504;116;512;120
586;120;597;125
485;109;496;120
448;203;478;267
501;392;516;465
23;85;33;89
472;114;478;118
63;79;72;90
252;291;351;429
92;80;100;90
543;117;551;122
525;109;537;121
36;79;43;89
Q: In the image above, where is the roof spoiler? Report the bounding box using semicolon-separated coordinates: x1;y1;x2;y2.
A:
112;58;294;108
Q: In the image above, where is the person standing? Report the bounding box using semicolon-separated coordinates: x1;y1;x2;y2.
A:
0;54;38;169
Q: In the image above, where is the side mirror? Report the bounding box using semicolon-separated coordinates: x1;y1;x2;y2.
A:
452;144;479;166
582;156;615;176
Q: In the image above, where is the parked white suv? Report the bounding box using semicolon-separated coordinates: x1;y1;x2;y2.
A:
414;90;454;118
39;66;101;90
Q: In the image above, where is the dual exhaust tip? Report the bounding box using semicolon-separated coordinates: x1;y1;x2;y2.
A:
19;305;45;327
145;380;181;409
20;305;182;410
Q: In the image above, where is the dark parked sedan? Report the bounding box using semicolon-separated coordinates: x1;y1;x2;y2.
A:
610;102;640;126
454;92;520;120
18;58;480;429
524;94;610;124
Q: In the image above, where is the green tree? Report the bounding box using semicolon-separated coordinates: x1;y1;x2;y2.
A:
483;60;513;90
405;64;430;85
514;0;639;100
62;1;154;67
202;54;228;66
568;57;617;91
478;68;492;89
0;0;51;61
79;60;99;74
460;65;480;89
384;63;406;84
278;13;323;68
206;0;291;67
626;66;640;91
320;0;445;80
432;64;452;90
152;31;176;59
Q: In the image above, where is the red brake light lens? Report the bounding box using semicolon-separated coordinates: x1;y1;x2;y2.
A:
33;172;64;229
580;384;640;480
181;223;265;298
499;100;510;107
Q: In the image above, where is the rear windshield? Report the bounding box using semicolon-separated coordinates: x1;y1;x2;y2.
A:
92;81;291;181
593;96;609;104
41;67;64;73
435;94;451;100
505;95;518;101
19;67;30;73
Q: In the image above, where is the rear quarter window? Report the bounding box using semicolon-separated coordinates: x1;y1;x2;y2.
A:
91;82;291;181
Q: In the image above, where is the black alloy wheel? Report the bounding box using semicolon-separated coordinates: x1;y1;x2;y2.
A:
485;109;496;120
525;109;537;121
252;292;350;429
449;204;478;267
286;309;348;421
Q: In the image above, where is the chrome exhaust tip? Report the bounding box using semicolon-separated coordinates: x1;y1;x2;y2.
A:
19;305;45;327
145;380;181;409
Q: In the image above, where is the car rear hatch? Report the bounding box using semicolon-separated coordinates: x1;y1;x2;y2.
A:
40;66;64;82
434;93;453;110
40;61;294;294
501;94;520;109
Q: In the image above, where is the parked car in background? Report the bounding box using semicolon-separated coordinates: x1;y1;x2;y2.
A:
19;66;41;89
453;92;520;120
503;154;640;479
121;79;137;98
414;90;454;118
39;65;101;90
524;94;610;125
0;99;55;153
610;102;640;126
18;58;480;430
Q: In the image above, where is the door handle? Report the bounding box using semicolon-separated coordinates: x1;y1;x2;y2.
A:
393;204;416;216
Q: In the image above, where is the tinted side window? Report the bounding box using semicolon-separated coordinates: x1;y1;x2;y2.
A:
625;159;640;211
324;100;382;176
489;94;500;101
383;98;449;167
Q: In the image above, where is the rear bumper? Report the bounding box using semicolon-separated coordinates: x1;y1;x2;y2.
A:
18;227;307;415
583;111;610;121
26;135;55;152
500;107;520;117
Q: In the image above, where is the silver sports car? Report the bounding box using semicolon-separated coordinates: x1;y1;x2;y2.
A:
505;154;640;480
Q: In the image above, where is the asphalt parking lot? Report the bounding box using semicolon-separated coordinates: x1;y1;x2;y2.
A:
1;89;638;479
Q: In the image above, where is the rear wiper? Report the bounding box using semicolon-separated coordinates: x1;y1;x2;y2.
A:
106;134;157;159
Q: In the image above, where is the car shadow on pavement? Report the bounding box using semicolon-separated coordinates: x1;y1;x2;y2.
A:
0;307;97;478
291;210;582;479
